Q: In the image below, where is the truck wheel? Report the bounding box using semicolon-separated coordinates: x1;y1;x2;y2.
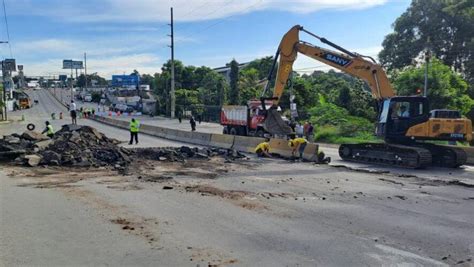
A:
255;129;265;137
223;127;229;135
229;127;238;135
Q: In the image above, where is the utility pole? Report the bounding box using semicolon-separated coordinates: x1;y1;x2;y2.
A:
1;61;6;121
70;68;74;100
168;7;175;118
423;37;431;97
84;52;87;92
424;50;430;97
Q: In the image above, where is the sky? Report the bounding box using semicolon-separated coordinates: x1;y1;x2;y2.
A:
0;0;411;79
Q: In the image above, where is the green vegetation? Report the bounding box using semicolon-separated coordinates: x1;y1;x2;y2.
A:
308;95;378;143
392;59;474;115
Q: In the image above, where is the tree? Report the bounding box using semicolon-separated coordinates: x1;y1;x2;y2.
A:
238;68;260;105
140;74;155;88
76;73;107;87
392;59;474;115
379;0;474;85
229;59;239;104
337;86;351;109
243;56;275;80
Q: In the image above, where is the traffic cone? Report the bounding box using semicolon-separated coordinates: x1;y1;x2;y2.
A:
21;114;25;121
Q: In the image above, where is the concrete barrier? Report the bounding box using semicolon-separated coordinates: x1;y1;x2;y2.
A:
302;143;320;162
233;135;265;153
209;134;234;149
174;130;194;143
164;128;180;141
191;132;212;146
89;115;323;159
269;138;320;161
140;124;165;138
268;138;293;158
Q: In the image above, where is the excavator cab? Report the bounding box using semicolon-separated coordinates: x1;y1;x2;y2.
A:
376;96;430;143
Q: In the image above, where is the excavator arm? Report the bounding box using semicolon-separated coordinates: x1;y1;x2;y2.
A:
263;25;394;134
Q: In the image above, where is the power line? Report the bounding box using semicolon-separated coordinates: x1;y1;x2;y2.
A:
178;0;262;40
2;0;12;57
174;0;234;32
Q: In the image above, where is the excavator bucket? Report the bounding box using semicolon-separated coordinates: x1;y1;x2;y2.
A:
263;109;293;135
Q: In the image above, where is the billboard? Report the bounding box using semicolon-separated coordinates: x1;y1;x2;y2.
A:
2;59;16;71
72;61;83;69
63;59;72;69
18;65;23;71
112;75;140;87
63;59;83;69
59;75;67;81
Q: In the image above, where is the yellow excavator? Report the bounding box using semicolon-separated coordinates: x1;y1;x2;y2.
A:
261;25;472;168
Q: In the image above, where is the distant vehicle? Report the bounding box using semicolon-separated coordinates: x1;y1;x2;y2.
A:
13;91;32;109
221;99;282;137
83;94;92;102
110;103;134;113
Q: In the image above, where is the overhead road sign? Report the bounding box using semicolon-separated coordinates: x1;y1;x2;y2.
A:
63;60;83;69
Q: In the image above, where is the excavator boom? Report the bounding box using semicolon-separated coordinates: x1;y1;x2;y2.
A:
263;25;394;134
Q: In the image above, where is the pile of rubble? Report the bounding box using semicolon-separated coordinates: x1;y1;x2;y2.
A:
0;125;131;168
0;125;247;169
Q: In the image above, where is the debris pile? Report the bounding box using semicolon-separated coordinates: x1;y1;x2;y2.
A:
1;125;247;169
133;146;247;162
1;125;131;168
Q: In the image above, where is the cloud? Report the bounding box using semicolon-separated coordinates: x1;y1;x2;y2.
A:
12;0;387;23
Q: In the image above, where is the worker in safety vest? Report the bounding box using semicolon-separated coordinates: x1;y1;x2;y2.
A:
288;137;308;159
255;137;271;158
41;121;54;138
129;118;140;145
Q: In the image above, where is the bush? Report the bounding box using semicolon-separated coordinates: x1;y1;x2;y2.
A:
309;95;376;143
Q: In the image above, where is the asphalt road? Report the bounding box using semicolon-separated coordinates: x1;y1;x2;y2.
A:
1;89;473;266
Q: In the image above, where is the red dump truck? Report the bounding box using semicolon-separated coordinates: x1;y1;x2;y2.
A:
221;100;286;137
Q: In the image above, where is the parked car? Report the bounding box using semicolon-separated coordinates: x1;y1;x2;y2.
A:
83;94;92;102
110;103;134;113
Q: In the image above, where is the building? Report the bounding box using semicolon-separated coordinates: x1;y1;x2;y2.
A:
213;62;250;82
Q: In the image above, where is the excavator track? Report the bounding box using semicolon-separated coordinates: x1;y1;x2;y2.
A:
338;143;432;169
417;143;467;168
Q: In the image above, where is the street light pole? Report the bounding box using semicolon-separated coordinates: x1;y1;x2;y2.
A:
169;7;175;119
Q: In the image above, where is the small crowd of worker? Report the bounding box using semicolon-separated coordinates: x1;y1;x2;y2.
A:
290;121;315;141
255;134;330;163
